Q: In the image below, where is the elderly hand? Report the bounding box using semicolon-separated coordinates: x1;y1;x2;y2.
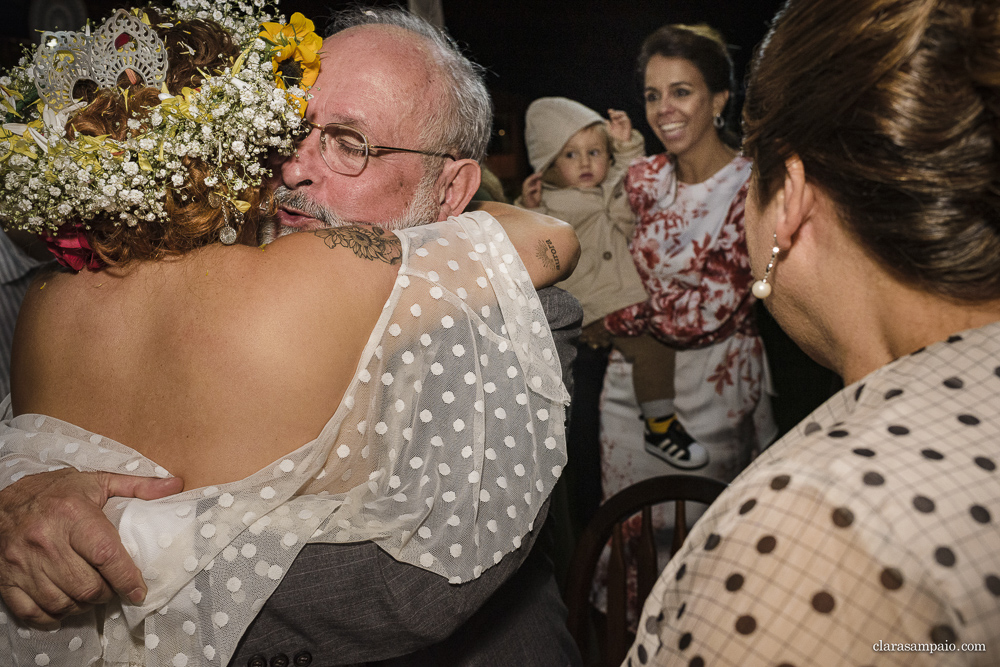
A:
0;468;183;629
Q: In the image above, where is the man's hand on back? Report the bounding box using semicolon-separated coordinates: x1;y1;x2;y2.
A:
0;469;182;628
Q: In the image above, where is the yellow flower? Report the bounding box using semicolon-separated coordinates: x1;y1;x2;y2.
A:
259;13;322;91
158;86;200;120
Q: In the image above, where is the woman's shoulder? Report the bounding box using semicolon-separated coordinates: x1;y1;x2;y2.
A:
720;155;752;183
262;227;403;284
626;153;673;182
625;154;675;211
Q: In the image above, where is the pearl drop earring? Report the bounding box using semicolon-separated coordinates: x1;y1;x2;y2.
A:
752;234;779;299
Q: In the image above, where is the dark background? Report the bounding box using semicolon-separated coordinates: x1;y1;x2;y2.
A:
1;0;784;196
1;0;835;432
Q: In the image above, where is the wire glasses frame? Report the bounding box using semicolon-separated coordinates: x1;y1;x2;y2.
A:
301;120;457;176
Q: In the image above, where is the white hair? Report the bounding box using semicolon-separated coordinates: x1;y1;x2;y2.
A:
325;6;493;162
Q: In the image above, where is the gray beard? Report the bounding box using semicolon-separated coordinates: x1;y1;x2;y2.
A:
262;170;441;243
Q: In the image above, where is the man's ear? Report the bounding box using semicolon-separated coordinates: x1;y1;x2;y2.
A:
774;154;815;250
436;159;481;221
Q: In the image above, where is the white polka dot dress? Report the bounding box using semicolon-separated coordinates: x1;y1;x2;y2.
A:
626;324;1000;667
0;211;570;667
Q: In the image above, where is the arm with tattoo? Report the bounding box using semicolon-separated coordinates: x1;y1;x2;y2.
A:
535;238;562;272
311;226;402;265
469;201;579;288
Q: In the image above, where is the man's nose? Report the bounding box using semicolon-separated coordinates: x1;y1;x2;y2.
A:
278;127;324;188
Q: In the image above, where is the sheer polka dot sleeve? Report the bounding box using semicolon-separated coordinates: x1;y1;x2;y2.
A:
303;211;570;583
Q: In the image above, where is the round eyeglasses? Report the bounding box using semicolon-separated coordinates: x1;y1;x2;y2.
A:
300;121;457;176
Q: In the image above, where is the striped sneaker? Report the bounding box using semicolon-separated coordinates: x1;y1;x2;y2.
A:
644;416;709;470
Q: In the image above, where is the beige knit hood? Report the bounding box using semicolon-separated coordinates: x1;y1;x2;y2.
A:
524;97;604;174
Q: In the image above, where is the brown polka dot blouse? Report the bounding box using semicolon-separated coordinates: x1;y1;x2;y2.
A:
625;324;1000;666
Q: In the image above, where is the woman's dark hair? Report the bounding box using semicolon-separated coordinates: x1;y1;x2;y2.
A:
637;23;737;144
743;0;1000;301
65;7;270;265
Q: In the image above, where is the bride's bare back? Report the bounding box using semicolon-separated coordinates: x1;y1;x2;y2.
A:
10;228;399;490
9;206;578;491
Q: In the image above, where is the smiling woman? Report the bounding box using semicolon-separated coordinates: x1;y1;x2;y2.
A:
601;22;774;504
593;23;775;627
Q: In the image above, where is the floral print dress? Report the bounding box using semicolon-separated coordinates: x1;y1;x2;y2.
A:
594;155;776;626
605;153;774;477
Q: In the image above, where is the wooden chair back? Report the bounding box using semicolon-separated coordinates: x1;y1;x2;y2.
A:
562;474;727;666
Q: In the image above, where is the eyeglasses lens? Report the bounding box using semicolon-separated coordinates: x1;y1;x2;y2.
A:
320;125;369;175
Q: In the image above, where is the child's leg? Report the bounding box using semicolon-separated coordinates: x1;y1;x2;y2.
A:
612;333;708;470
612;332;675;413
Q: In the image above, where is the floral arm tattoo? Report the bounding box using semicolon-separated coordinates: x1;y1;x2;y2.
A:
535;238;561;271
312;226;402;265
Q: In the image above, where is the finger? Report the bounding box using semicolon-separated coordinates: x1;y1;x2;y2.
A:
69;514;147;605
42;545;117;607
13;493;120;609
102;473;184;502
1;585;65;630
24;568;97;618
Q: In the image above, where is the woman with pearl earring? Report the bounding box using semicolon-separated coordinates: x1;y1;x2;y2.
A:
627;0;1000;662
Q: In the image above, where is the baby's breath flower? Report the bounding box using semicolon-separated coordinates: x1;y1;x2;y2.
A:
0;0;309;238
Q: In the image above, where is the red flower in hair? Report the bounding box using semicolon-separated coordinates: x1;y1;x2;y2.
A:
42;224;105;272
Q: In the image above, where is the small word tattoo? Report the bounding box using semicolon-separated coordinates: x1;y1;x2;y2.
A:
313;226;402;265
535;238;561;271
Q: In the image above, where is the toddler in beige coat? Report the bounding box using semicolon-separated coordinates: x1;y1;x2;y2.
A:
517;97;707;471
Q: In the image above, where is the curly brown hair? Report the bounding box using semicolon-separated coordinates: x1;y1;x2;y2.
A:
744;0;1000;302
64;6;272;265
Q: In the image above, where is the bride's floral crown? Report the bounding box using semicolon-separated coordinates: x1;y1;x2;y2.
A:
0;0;320;270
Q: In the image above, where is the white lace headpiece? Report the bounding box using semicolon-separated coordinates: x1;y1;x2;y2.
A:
32;10;168;111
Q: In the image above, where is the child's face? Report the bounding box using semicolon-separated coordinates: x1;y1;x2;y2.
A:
550;124;611;189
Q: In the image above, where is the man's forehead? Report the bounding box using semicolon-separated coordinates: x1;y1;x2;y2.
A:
309;27;437;141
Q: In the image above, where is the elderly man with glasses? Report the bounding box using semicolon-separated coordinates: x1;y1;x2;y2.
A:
0;6;584;667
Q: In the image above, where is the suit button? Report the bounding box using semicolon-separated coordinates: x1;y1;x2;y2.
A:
294;652;313;666
603;251;612;260
247;656;266;667
270;655;289;667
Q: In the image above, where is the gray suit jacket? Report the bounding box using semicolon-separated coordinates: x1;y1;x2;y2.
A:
230;286;583;667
